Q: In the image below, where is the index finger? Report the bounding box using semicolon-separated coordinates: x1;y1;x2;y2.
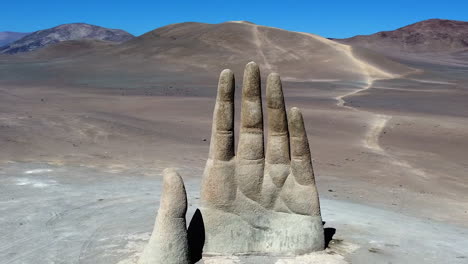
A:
207;69;235;161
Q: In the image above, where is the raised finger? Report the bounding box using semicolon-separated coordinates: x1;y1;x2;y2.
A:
237;61;264;160
288;107;315;185
266;73;290;165
208;69;235;161
236;62;264;202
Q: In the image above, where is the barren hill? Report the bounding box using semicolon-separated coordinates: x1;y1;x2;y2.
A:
27;39;119;59
337;19;468;53
0;23;134;54
0;31;29;46
4;21;413;90
113;21;412;81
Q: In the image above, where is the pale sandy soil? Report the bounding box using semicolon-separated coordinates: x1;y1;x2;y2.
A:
0;71;467;263
1;163;467;264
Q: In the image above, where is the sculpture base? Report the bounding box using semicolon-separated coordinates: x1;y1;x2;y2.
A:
197;206;324;256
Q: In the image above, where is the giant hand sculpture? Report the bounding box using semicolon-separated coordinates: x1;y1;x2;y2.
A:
138;62;324;264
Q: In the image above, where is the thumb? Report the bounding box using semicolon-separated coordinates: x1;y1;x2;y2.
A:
138;168;191;264
159;168;188;218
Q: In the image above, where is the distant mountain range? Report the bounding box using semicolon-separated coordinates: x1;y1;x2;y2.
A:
0;32;29;47
337;19;468;53
0;23;134;54
1;19;467;56
2;18;468;93
0;21;413;89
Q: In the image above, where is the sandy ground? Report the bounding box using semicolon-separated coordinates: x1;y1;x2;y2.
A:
1;163;467;264
0;74;467;263
0;68;468;263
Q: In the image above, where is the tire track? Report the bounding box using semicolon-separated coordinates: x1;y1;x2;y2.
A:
332;47;430;178
252;25;273;72
248;23;428;178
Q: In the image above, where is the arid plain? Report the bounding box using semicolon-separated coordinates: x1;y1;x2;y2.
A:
0;21;467;263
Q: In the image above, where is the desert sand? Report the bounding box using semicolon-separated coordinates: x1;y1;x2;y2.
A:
0;21;467;263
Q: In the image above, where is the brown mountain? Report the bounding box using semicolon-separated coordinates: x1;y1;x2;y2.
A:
337;19;468;53
0;23;134;54
10;21;411;89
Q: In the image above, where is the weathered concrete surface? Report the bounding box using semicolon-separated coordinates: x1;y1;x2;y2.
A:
199;63;324;255
138;169;190;264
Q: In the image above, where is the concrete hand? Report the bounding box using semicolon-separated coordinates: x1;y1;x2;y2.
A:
139;62;324;263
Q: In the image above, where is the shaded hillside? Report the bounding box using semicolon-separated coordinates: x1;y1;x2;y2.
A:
337;19;468;53
0;31;29;46
0;23;134;54
23;39;118;59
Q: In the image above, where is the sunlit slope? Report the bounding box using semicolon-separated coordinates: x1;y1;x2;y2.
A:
110;21;413;82
0;21;414;87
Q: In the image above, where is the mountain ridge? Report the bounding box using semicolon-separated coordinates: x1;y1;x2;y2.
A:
337;19;468;53
0;23;134;54
0;31;29;47
1;21;414;90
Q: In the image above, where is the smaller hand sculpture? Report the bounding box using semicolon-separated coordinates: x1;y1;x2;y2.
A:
139;62;324;264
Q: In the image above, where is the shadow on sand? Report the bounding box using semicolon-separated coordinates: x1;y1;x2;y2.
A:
323;221;337;248
188;209;205;262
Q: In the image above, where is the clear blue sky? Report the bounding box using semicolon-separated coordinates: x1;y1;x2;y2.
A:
2;0;467;38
